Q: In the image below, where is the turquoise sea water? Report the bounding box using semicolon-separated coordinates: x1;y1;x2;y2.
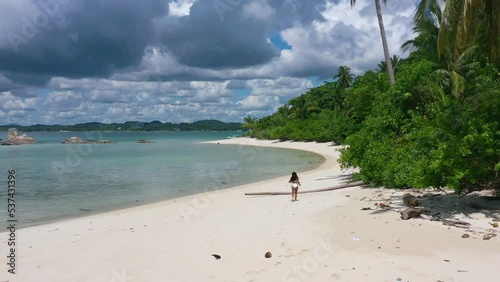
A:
0;131;324;228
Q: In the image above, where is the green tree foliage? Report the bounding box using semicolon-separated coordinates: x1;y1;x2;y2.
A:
242;115;257;130
438;0;500;65
248;0;499;192
334;66;355;90
0;120;242;132
377;55;404;74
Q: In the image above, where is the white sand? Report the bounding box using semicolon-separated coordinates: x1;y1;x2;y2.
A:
1;137;499;282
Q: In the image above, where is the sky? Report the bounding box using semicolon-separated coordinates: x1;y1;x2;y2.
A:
0;0;419;125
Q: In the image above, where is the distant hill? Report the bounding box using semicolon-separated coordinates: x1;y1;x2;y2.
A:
0;120;243;132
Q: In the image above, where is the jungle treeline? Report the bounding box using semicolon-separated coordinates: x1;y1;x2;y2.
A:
245;0;499;192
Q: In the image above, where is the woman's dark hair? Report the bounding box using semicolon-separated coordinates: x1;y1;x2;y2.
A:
290;172;298;182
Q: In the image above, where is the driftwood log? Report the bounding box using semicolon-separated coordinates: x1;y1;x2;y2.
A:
441;219;470;228
402;193;419;207
244;181;364;196
400;208;424;220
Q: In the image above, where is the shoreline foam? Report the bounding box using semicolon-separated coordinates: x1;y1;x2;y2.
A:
1;137;498;282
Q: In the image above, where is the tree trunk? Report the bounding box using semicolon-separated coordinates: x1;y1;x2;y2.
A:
375;0;396;85
244;181;364;196
488;0;500;65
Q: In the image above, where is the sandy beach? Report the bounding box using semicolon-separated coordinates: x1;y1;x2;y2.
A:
1;137;499;282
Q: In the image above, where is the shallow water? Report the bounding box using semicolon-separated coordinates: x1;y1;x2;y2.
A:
0;131;324;227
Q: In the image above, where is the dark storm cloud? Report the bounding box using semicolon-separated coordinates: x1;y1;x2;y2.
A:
0;0;331;88
2;72;51;88
0;0;168;86
0;74;14;91
160;0;327;69
161;0;278;69
0;73;42;96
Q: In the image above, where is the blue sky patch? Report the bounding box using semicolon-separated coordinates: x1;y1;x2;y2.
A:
269;33;292;50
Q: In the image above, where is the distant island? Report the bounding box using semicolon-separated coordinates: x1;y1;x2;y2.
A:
0;120;243;132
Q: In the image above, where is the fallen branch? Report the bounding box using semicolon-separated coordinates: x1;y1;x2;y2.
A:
440;219;471;228
245;181;364;196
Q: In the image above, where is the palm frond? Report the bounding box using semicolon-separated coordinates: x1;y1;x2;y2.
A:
401;39;415;53
455;44;479;68
415;0;442;27
450;70;466;100
438;0;465;61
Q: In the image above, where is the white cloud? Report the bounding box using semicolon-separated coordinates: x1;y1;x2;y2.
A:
0;91;38;111
188;81;232;102
237;95;280;111
168;0;196;17
245;77;313;103
44;91;83;109
270;0;416;76
242;0;275;21
0;1;420;125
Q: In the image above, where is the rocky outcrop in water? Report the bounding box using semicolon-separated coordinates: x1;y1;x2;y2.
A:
1;128;37;145
61;137;114;144
62;137;96;144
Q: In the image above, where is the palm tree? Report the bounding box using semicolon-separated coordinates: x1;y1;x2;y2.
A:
242;115;256;130
438;0;500;65
289;95;305;119
436;0;499;99
289;94;312;120
377;55;403;73
403;0;491;101
351;0;395;85
323;81;346;110
436;45;479;101
334;66;355;90
484;0;500;65
275;104;292;125
401;0;442;64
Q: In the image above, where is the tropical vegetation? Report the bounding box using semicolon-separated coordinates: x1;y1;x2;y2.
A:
0;120;242;132
245;0;500;193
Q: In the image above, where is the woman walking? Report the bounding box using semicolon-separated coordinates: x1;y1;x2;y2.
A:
288;172;301;202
